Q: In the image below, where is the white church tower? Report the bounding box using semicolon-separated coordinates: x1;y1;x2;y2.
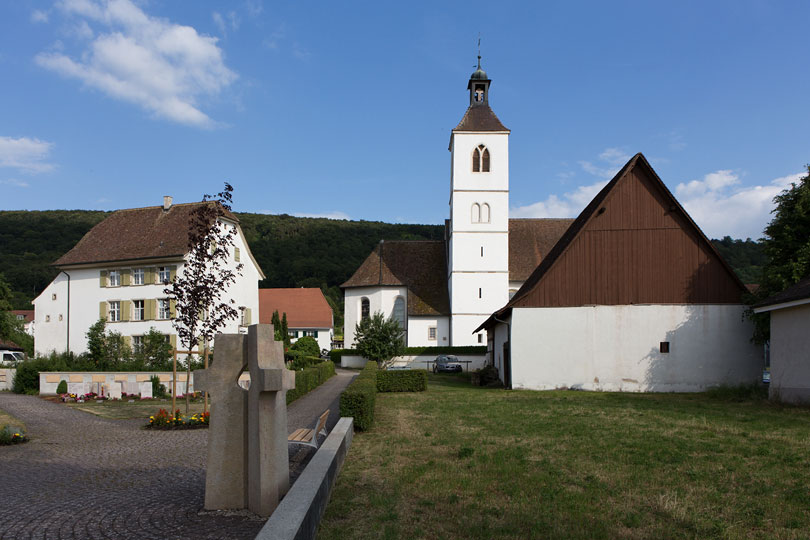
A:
447;57;510;346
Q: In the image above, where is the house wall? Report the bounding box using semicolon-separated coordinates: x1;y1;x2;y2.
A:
343;286;408;348
407;316;450;347
492;304;760;392
769;305;810;404
289;328;333;353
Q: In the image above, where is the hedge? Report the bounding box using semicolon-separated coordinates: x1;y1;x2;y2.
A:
339;361;378;431
376;370;427;392
330;346;486;363
287;361;336;405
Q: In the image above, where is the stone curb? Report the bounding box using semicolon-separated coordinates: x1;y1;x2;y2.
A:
255;417;354;540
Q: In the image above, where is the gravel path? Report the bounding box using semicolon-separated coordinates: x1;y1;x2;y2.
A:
0;368;356;540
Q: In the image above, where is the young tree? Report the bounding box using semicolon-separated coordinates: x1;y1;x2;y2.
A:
353;311;406;369
166;183;244;413
271;310;282;342
280;312;290;349
747;166;810;342
134;327;173;370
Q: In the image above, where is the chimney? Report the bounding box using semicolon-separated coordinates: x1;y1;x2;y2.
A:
163;196;173;211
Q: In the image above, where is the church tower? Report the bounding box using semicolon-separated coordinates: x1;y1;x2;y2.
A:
447;57;510;346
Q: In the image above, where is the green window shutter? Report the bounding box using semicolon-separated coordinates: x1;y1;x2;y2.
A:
123;336;132;349
235;247;240;262
100;270;108;288
170;334;177;350
169;266;177;283
99;301;107;321
145;268;155;285
145;299;155;320
294;330;299;338
121;300;131;321
169;299;177;318
314;330;318;338
244;308;252;325
121;269;131;286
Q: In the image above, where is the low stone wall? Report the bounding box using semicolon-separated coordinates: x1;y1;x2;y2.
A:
341;354;486;371
38;371;253;396
256;417;353;540
0;369;16;391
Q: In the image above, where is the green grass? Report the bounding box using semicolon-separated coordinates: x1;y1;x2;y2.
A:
318;373;810;539
0;408;25;431
64;398;206;420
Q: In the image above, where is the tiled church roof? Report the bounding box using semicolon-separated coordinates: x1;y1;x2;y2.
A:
508;219;575;282
453;105;509;132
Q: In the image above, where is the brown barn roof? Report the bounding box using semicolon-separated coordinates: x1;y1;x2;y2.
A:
753;277;810;311
258;288;333;328
54;202;238;267
342;241;450;316
11;310;34;323
508;219;574;282
453;105;509;132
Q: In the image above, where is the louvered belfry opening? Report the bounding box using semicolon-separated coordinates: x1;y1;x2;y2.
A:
473;145;490;172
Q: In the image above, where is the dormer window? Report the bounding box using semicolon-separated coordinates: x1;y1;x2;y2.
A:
472;145;490;172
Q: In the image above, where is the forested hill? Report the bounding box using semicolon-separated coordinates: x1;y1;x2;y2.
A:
0;210;764;312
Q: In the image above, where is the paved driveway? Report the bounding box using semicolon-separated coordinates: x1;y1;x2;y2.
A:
0;368;356;540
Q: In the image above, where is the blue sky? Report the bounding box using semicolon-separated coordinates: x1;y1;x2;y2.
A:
1;0;808;240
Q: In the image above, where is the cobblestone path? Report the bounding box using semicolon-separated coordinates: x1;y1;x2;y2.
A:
0;368;356;540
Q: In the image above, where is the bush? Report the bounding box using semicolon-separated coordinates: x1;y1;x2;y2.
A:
0;425;27;445
287;353;324;371
377;370;427;392
151;375;167;399
56;380;68;394
286;361;336;404
331;346;487;363
472;364;501;387
340;361;378;431
290;336;320;357
329;349;347;363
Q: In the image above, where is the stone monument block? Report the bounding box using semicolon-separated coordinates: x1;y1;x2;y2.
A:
108;382;122;400
139;381;153;398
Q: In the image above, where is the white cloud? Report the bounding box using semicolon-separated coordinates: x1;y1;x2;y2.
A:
578;147;631;179
676;171;803;240
245;0;263;18
1;178;30;188
292;211;351;220
36;0;237;128
0;136;55;173
31;9;50;23
511;180;608;218
212;11;239;35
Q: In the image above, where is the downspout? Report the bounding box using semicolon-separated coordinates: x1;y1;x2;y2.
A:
60;270;71;354
493;313;511;390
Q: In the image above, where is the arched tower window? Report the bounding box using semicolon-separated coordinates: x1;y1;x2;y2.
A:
481;203;490;223
392;297;406;331
472;145;490;173
471;203;481;223
361;298;370;321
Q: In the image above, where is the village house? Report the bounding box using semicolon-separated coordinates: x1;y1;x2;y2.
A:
33;196;264;357
258;288;334;352
11;310;34;336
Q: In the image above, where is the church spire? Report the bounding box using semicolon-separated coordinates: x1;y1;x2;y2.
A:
468;54;491;107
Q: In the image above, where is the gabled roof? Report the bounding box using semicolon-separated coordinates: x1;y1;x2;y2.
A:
753;277;810;313
476;153;748;332
453;105;509;132
342;241;450;316
11;310;34;323
0;339;24;352
54;202;239;267
258;288;333;329
508;219;575;282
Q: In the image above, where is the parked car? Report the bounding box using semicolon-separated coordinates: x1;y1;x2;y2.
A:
433;355;462;373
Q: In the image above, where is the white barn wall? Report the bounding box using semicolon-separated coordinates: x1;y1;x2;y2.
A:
769;305;810;404
503;305;761;392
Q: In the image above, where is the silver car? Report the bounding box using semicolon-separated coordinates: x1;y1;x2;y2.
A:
433;355;462;373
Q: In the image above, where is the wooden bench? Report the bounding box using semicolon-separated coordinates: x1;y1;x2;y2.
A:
288;409;330;449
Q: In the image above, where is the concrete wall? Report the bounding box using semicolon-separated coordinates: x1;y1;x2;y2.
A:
0;369;16;391
769;304;810;404
340;353;486;371
490;304;761;392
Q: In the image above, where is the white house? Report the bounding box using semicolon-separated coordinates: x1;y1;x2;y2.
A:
753;277;810;404
476;154;763;391
11;310;34;336
33;196;265;357
343;59;573;348
258;288;334;352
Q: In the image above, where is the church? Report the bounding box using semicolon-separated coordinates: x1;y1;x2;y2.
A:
343;60;762;392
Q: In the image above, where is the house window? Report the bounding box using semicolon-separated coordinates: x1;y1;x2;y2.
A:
303;330;318;338
478;333;483;344
16;315;24;321
472;145;490;172
52;293;57;301
132;335;143;352
109;301;121;322
109;270;121;287
133;268;144;285
660;342;670;354
235;247;241;262
479;288;482;299
480;246;484;257
158;299;171;320
45;315;50;322
361;298;370;321
428;327;437;341
133;300;145;321
392;297;406;330
158;267;171;284
58;314;63;321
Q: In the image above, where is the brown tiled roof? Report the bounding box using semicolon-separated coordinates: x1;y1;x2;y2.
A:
342;241;450;316
258;288;333;328
11;310;34;323
0;339;23;351
54;202;238;266
453;105;509;132
753;277;810;310
508;219;574;282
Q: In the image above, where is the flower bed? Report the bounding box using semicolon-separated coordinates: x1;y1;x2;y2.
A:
0;425;27;445
146;408;209;430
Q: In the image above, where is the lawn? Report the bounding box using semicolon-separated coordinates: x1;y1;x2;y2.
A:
0;408;25;431
318;373;810;540
64;398;207;420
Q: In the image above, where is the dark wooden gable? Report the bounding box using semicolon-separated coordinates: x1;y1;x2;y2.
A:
509;153;746;308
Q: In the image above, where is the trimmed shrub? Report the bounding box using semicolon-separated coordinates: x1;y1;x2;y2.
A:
286;360;336;404
290;336;320;357
288;354;324;371
340;361;378;431
151;375;167;399
377;370;427;392
56;380;68;394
